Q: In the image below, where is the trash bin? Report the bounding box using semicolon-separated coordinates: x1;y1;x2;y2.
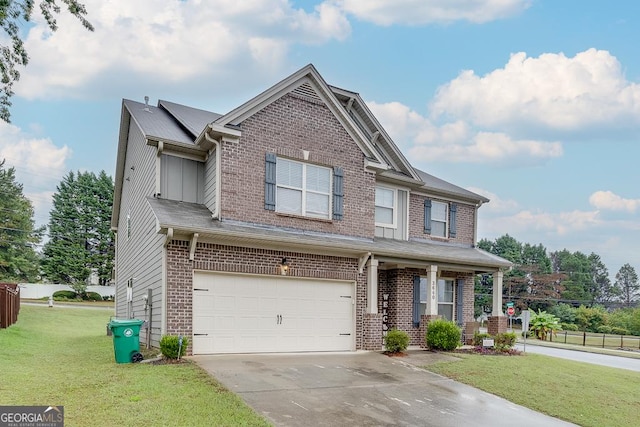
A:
108;318;145;363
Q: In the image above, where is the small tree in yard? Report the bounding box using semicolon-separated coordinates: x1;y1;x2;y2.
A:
529;310;561;340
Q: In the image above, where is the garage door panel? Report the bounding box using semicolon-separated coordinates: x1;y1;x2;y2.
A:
193;273;354;354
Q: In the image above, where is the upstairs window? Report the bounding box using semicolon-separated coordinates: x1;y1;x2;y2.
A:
276;158;331;219
431;201;448;237
375;186;396;227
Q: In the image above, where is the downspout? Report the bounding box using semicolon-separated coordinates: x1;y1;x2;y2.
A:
204;129;221;219
155;141;163;197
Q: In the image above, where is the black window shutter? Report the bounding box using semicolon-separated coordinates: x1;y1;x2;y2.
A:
413;276;421;327
456;279;464;326
449;203;457;238
333;167;344;220
423;199;432;234
264;153;276;210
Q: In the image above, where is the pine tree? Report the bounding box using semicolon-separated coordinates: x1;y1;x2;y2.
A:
614;264;639;308
42;171;114;291
0;160;44;281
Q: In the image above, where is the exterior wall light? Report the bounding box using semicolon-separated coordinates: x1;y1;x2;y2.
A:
280;258;290;275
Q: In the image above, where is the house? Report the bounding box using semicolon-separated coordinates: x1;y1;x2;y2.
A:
111;64;511;355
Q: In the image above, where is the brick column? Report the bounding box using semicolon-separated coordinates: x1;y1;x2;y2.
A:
363;313;383;350
419;314;442;348
487;316;507;335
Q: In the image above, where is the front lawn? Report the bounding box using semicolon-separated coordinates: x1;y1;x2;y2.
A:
427;352;640;427
0;305;269;426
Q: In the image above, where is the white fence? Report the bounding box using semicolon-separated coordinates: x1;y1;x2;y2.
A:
18;283;115;299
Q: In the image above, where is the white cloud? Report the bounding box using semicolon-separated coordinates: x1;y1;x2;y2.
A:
431;49;640;132
481;209;601;238
334;0;531;25
0;122;71;226
468;187;520;213
15;0;351;99
589;190;640;213
368;101;562;164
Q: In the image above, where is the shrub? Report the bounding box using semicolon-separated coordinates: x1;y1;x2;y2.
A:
384;329;410;353
560;323;579;331
494;332;517;350
425;319;461;351
530;310;561;339
84;291;102;301
52;290;77;300
160;335;189;359
472;332;492;346
597;325;612;334
611;327;629;335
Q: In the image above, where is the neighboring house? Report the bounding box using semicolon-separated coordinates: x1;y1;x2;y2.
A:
111;64;511;355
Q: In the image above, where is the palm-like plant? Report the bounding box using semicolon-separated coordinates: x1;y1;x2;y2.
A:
530;310;561;340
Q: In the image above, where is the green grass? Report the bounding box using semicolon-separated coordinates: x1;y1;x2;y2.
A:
427;352;640;427
551;331;640;350
0;306;270;427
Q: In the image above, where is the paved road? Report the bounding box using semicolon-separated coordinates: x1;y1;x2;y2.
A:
194;351;577;427
516;343;640;372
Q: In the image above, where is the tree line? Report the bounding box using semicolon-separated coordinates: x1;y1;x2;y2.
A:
476;234;640;316
0;160;114;295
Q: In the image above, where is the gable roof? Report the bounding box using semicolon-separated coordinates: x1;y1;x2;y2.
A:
124;99;194;145
212;64;409;176
158;100;222;138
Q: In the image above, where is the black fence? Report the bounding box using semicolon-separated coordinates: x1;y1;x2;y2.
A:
0;283;20;329
545;330;640;350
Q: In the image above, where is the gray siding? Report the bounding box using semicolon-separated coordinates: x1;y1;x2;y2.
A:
204;146;217;214
160;154;204;203
115;121;165;348
375;190;407;240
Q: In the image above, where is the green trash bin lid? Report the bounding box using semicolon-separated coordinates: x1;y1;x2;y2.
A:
109;318;145;327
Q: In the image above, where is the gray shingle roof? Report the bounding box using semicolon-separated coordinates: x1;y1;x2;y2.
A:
158;100;222;137
414;168;489;203
123;99;194;144
147;197;511;271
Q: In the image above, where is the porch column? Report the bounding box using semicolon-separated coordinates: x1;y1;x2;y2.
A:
425;265;438;315
366;258;379;313
491;270;504;316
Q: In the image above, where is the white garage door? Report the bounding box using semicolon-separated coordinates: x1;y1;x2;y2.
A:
192;272;355;354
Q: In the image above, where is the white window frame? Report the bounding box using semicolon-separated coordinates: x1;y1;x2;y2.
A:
431;200;448;238
437;278;455;321
375;185;397;228
276;158;332;219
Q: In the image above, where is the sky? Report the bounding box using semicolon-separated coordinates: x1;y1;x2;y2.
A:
1;0;639;282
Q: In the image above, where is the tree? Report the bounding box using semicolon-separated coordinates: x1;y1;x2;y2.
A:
0;1;93;122
588;253;617;305
42;171;114;292
614;264;639;308
0;159;44;281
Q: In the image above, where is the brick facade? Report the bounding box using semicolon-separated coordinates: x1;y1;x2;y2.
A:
408;193;476;246
219;93;376;239
166;240;366;355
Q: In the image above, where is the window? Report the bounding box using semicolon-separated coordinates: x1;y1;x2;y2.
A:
375;186;396;227
276;158;331;219
413;277;455;325
431;201;448;237
437;279;455;321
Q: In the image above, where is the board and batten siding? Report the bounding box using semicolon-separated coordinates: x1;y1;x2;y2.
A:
375;189;408;240
115;120;165;348
204;146;217;214
160;154;204;203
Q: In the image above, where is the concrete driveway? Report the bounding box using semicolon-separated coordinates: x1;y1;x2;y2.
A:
192;351;576;427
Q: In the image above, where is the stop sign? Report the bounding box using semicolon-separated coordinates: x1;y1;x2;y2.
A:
507;306;515;316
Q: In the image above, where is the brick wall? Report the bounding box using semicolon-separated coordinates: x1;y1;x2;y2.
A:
219;92;376;238
166;240;366;354
408;193;476;246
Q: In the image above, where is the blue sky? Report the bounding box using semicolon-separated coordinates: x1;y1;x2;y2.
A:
2;0;639;282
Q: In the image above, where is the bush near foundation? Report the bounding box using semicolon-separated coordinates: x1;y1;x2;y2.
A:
425;319;461;351
160;335;188;359
384;329;410;353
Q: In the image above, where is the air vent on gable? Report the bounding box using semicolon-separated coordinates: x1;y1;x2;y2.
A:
291;82;322;102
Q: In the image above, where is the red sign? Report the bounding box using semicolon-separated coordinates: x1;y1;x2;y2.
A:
507;306;515;316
